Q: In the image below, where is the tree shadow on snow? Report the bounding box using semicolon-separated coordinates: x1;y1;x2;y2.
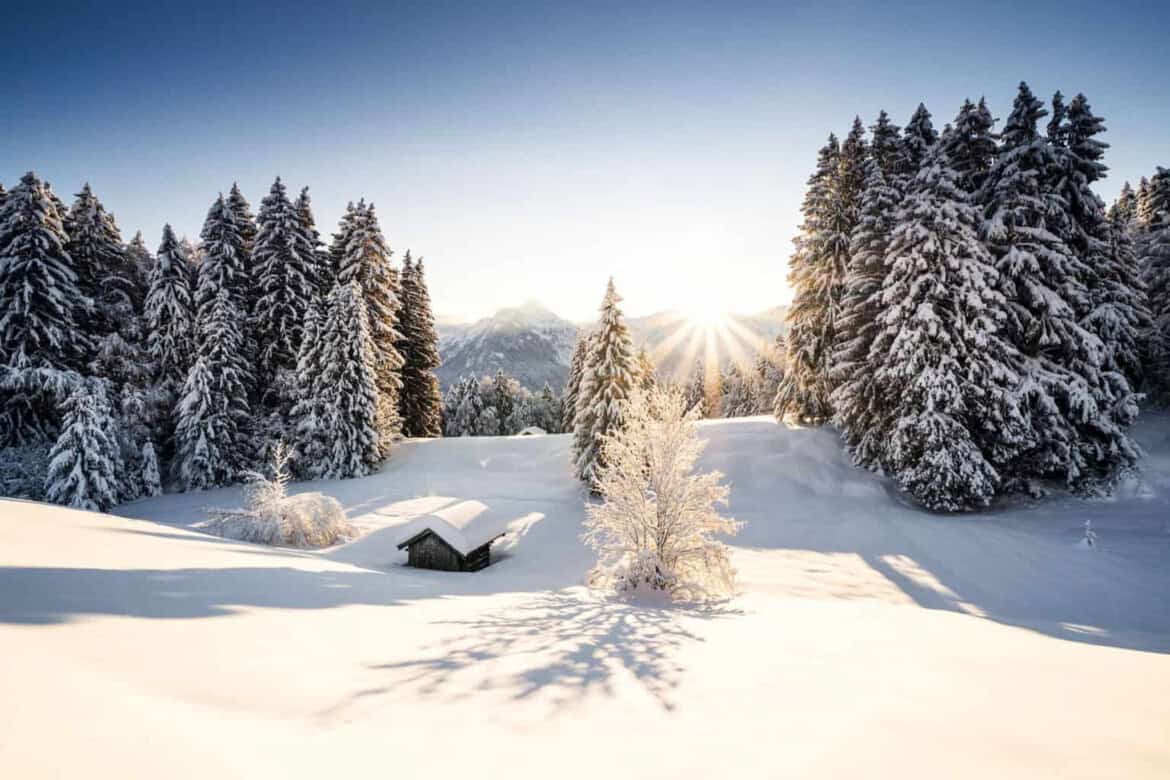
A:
358;591;741;711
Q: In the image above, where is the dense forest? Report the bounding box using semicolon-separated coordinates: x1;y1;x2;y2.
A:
0;175;443;509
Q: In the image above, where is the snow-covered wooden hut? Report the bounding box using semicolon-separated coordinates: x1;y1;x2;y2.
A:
395;500;508;572
517;426;546;436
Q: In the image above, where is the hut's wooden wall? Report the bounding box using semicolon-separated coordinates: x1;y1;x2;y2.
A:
407;533;464;572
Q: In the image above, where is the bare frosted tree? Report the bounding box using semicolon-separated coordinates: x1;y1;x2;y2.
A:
583;386;741;601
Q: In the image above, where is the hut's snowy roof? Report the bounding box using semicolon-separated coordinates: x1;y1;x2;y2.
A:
395;500;509;557
517;426;546;436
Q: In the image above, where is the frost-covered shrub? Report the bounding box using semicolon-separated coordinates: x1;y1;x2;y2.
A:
198;443;356;548
583;387;741;601
0;443;52;500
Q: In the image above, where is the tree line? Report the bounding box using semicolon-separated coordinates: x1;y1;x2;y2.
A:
0;173;443;510
776;82;1169;510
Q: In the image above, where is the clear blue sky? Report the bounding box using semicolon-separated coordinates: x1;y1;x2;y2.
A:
3;0;1168;321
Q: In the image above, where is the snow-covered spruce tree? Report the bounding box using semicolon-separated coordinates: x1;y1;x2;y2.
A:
140;441;162;498
65;184;135;352
449;374;482;437
583;386;740;601
124;231;153;314
1143;168;1170;401
145;225;196;391
870;142;1026;511
831;145;904;467
867;110;903;180
1109;181;1138;226
316;281;382;478
1092;217;1149;396
562;334;590;433
144;224;196;469
573;278;637;485
44;381;123;512
938;98;997;195
396;253;443;437
252;177;317;418
335;201;404;455
293;186;327;296
900;103;939;178
775;134;841;424
1136;176;1154;230
535;381;562;432
683;358;710;417
1061;97;1151;397
174;289;253;490
226;182;258;284
196;195;252;324
491;369;516;430
979;82;1104;487
0;172;90;445
720;361;762;418
288;301;329;478
1054;93;1145;444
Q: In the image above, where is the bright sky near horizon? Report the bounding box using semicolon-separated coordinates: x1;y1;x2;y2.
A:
3;0;1169;322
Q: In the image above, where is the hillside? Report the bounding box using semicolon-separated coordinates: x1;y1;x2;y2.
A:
3;415;1170;778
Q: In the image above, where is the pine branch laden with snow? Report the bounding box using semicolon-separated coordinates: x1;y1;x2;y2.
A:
583;387;741;601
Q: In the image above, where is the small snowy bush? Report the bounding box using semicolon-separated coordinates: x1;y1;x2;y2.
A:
198;443;356;549
583;387;741;601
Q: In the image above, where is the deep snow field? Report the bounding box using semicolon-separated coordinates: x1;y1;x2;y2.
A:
3;415;1170;778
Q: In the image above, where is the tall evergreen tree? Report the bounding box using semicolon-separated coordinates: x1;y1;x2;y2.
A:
940;98;997;195
1051;91;1142;480
335;201;404;455
775;134;841;424
900;103;939;177
867;110;903;180
65;184;135;350
872;143;1025;510
144;224;196;466
396;252;443;437
252;177;317;415
981;82;1135;488
293;186;327;296
0;172;88;445
831;152;903;466
288;301;329;477
563;334;590;433
1109;181;1137;225
316;281;381;478
1142;168;1170;401
124;230;153;314
145;225;197;391
573;278;636;485
174;288;253;489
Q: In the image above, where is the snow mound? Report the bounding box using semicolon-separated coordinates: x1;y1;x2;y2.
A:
198;492;356;549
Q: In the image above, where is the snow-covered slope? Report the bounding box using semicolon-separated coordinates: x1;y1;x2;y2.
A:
3;416;1170;778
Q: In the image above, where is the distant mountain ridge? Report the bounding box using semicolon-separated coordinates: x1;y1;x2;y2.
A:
436;302;786;392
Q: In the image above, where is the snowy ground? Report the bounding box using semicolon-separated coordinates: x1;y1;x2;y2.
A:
3;416;1170;778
